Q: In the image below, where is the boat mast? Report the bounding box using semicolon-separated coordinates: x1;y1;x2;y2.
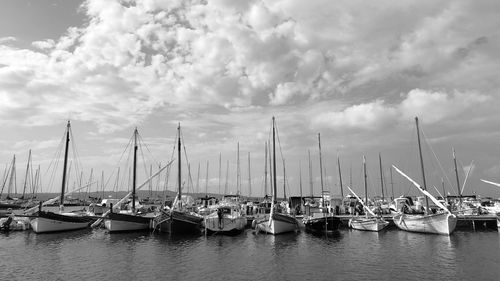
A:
237;142;240;196
60;121;71;208
196;162;200;194
318;133;325;209
283;160;287;201
441;178;446;202
390;168;395;200
299;160;303;199
415;117;430;215
363;155;367;214
132;128;138;213
224;160;229;195
378;153;385;202
205;160;209;197
308;149;313;197
22;149;32;199
177;124;182;202
337;155;344;198
452;148;462;205
218;152;221;195
248;152;251;198
272;117;277;204
264;142;268;197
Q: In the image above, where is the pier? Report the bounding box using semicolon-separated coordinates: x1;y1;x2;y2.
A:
335;214;499;230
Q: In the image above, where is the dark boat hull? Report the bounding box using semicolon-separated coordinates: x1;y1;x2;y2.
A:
154;210;203;234
104;212;152;232
304;215;341;232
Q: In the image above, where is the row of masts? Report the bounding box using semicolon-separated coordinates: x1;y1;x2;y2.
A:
2;120;470;204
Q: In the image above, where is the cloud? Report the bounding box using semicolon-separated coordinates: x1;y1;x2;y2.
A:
312;88;491;132
0;36;16;44
0;0;498;139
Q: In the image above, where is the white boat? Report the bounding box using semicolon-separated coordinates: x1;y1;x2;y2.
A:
31;210;94;233
255;211;298;234
204;203;246;234
347;160;389;233
29;121;94;233
391;117;457;235
254;117;298;235
349;217;389;232
393;212;457;235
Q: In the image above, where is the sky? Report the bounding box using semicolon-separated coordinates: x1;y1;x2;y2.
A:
1;0;500;199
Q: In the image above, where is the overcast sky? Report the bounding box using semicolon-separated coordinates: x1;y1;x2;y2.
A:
1;0;500;199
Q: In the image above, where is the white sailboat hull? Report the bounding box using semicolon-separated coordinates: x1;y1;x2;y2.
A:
204;216;246;233
349;217;389;232
30;216;89;233
255;213;297;235
393;212;457;235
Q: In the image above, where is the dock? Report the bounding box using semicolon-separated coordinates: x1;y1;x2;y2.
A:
335;214;499;230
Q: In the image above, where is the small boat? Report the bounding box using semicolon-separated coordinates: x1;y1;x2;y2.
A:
104;128;155;233
204;203;246;235
153;124;203;234
30;122;95;233
302;133;341;233
347;157;389;232
255;117;298;235
392;117;457;235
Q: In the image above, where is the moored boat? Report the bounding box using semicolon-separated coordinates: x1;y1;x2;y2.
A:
254;117;298;235
152;124;203;234
391;117;457;235
347;157;389;232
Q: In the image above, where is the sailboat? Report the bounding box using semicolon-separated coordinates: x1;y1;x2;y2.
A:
104;128;156;232
153;124;203;234
30;121;95;233
392;117;457;235
204;197;246;235
348;156;389;232
302;133;341;233
254;117;298;235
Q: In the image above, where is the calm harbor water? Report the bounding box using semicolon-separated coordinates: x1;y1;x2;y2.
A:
1;227;499;281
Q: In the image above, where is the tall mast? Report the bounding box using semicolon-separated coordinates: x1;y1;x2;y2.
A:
268;141;273;197
149;164;153;197
378;153;385;202
390;168;395;200
272;117;277;204
363;155;367;208
224;160;229;194
22;149;32;199
205;160;209;197
248;152;251;198
196;162;200;194
177;123;182;202
318;133;325;208
441;178;446;201
264;142;268;197
308;150;313;197
415;117;430;215
452;148;462;205
60;121;71;207
218;153;221;195
7;155;16;198
283;160;287;201
132;128;138;212
299;160;303;199
237;142;240;195
337;155;344;198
